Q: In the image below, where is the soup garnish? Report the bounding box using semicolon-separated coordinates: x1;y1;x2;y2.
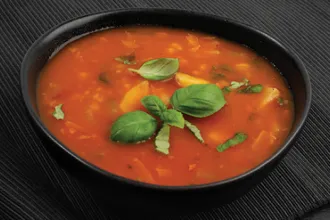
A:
38;26;293;186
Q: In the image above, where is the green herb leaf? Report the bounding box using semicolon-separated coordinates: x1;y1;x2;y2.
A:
110;111;157;144
98;72;109;84
155;124;170;155
184;120;204;143
217;132;247;152
128;58;179;81
238;84;263;93
53;104;64;120
141;95;167;118
170;84;226;118
230;78;249;89
222;86;231;94
161;109;184;128
115;52;136;65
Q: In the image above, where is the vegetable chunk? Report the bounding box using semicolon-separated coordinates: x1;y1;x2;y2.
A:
259;87;280;109
175;72;210;87
120;80;150;112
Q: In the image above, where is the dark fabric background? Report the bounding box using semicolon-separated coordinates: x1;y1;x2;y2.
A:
0;0;329;219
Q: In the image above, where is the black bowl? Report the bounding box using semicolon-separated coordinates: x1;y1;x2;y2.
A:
20;9;311;215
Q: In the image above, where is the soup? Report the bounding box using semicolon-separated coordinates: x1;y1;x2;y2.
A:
37;27;294;186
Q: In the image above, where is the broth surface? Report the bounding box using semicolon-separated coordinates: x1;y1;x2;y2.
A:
37;27;294;186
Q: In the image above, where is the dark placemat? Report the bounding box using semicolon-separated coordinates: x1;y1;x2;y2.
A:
0;0;329;219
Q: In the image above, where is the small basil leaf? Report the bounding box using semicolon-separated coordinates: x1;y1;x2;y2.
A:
111;111;157;144
115;52;136;65
217;132;247;152
128;58;179;81
53;104;64;120
230;78;249;89
238;84;263;93
141;95;167;118
170;84;226;118
184;120;204;143
161;109;184;129
155;124;170;155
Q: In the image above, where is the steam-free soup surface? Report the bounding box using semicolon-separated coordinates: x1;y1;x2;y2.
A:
38;27;293;186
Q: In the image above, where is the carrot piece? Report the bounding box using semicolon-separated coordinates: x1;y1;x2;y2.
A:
132;158;155;183
188;164;197;171
259;87;280;109
119;80;150;112
65;121;85;132
175;72;210;87
156;168;172;178
251;130;276;150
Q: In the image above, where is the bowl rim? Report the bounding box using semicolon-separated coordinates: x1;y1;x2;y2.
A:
20;8;312;191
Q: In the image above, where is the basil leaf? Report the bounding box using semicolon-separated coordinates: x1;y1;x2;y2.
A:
155;124;170;155
184;120;204;143
161;109;184;128
230;78;249;89
115;52;136;65
110;111;157;143
128;58;179;81
170;84;226;118
238;84;263;93
53;104;64;120
141;95;167;118
217;132;247;152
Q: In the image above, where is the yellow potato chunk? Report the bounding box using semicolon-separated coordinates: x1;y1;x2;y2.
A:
120;80;150;112
175;72;210;87
259;87;280;109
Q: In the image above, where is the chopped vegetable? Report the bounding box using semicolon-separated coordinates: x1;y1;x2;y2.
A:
252;130;276;150
53;104;64;120
120;80;150;112
217;133;247;152
132;158;155;183
98;72;109;84
171;84;226;118
238;84;263;93
277;97;288;106
128;58;179;81
114;52;136;65
161;109;185;129
184;120;204;143
175;72;210;87
156;168;172;177
277;97;284;106
110;111;157;144
141;95;167;118
258;87;280;108
155;124;170;155
230;78;249;89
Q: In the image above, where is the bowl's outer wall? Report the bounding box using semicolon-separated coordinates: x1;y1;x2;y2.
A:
21;10;310;211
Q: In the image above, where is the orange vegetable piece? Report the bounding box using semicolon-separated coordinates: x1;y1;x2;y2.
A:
175;72;210;87
252;130;276;150
132;158;155;183
119;80;150;112
156;168;172;178
259;87;280;109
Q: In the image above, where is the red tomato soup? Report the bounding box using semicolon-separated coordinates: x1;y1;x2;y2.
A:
37;27;294;186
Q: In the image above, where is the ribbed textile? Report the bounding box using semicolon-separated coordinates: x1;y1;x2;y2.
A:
0;1;329;219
